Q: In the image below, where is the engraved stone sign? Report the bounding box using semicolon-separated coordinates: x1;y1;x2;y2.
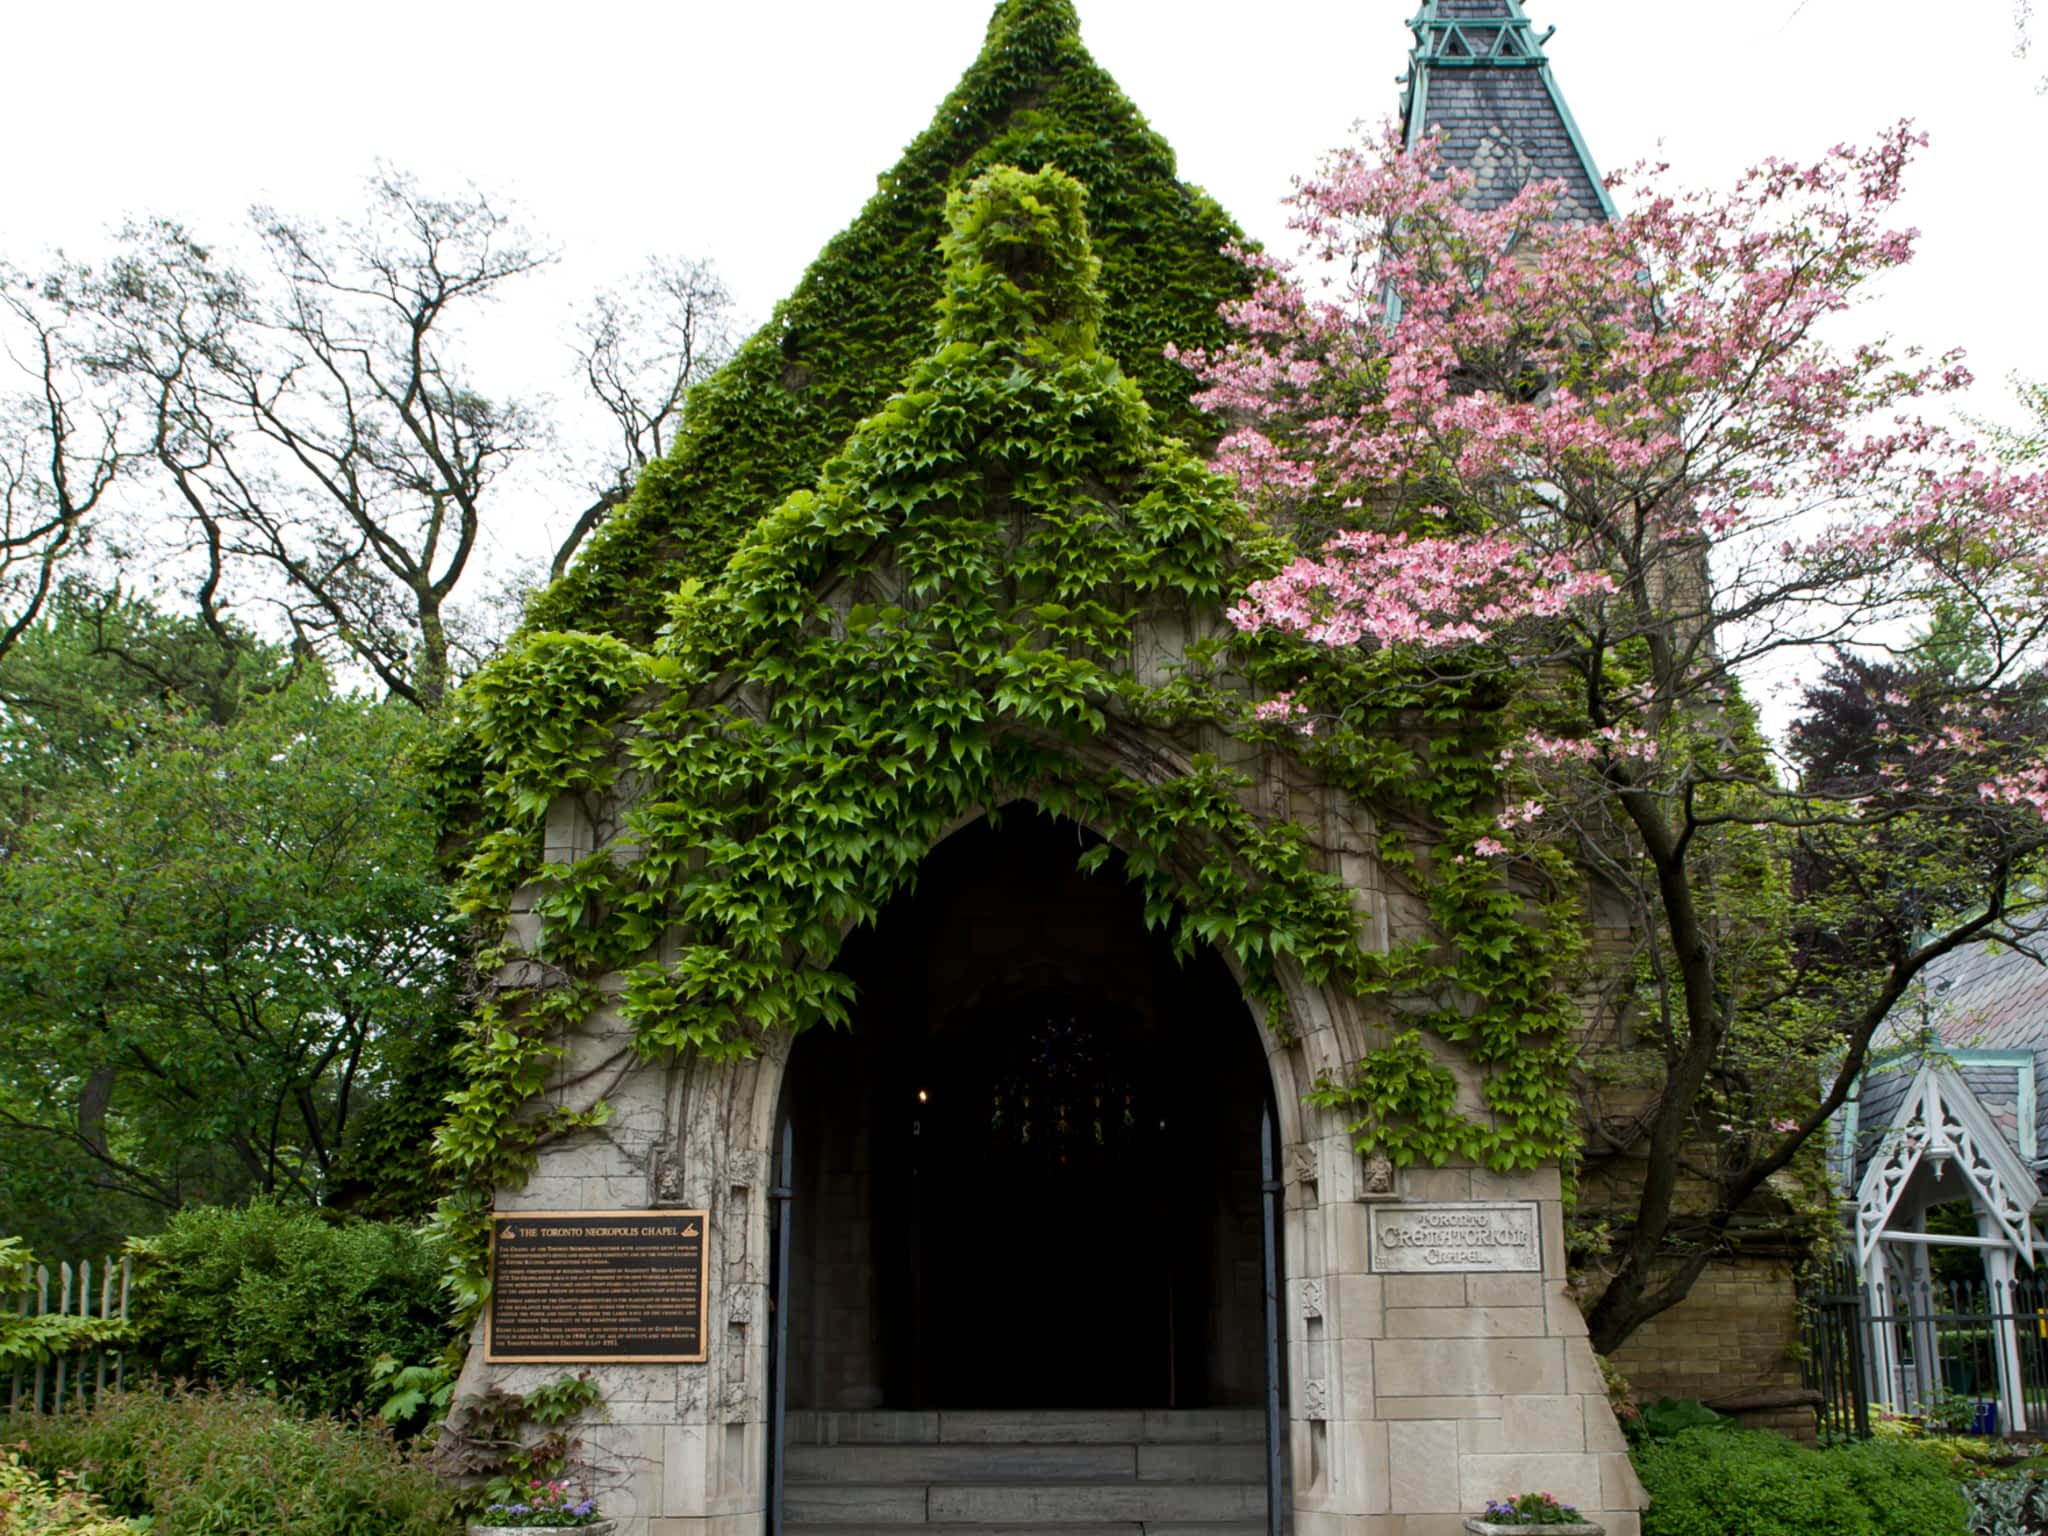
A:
486;1209;708;1363
1368;1201;1540;1273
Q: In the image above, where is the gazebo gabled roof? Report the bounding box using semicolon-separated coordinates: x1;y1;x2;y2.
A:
1855;1058;2041;1267
1400;0;1615;221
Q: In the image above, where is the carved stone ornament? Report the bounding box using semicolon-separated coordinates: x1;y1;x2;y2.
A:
1303;1378;1329;1420
1288;1143;1319;1186
1359;1143;1398;1200
655;1154;686;1204
1300;1279;1324;1321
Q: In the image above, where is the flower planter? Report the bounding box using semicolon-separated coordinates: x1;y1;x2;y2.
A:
1465;1521;1603;1536
469;1524;615;1536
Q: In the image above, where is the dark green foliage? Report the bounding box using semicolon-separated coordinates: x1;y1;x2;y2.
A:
1634;1428;1968;1536
134;1202;451;1417
5;1387;458;1536
1630;1396;1734;1441
326;1010;467;1222
0;643;465;1250
528;0;1249;641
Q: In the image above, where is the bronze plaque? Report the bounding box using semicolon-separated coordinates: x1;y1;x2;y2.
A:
485;1209;708;1364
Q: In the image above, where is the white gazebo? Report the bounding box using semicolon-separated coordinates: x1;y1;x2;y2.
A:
1853;1056;2043;1429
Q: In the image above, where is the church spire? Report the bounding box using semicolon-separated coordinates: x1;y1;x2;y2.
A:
1399;0;1614;221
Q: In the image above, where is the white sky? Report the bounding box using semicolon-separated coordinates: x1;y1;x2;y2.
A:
2;0;2042;587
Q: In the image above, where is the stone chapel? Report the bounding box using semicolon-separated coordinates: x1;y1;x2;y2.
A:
441;4;1791;1533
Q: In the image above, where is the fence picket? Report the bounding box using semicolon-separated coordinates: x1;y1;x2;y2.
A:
3;1251;133;1415
96;1257;113;1396
52;1261;72;1408
30;1265;48;1413
8;1280;24;1412
115;1254;129;1393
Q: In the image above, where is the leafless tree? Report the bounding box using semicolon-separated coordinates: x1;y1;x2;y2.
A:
72;173;546;710
31;170;731;707
555;256;733;579
238;172;549;709
0;272;122;661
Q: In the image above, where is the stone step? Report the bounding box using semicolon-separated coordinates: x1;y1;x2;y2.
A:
785;1485;1263;1526
926;1484;1266;1525
786;1409;1265;1447
786;1442;1266;1485
785;1485;934;1524
788;1444;1138;1484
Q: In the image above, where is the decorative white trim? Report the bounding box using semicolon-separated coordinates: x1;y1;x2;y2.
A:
1855;1062;2039;1267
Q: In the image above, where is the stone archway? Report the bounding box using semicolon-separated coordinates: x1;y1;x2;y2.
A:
764;806;1282;1534
774;805;1277;1415
469;779;1642;1536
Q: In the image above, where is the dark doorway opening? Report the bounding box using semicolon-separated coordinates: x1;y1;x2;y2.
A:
778;806;1271;1413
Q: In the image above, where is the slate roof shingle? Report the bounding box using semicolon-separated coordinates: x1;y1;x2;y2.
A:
1402;0;1611;223
1846;938;2048;1200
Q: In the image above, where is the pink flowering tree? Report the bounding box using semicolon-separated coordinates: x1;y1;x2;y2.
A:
1182;124;2048;1351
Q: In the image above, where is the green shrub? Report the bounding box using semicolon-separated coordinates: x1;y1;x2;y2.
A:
5;1387;458;1536
0;1447;139;1533
133;1201;450;1416
1630;1396;1733;1441
1635;1426;1969;1536
1964;1476;2048;1535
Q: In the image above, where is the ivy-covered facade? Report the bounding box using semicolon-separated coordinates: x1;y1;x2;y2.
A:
441;4;1647;1532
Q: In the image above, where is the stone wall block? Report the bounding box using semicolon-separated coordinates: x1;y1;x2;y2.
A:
1335;1337;1376;1409
1564;1339;1606;1397
1387;1420;1460;1513
1584;1395;1628;1452
1466;1273;1544;1309
1333;1273;1385;1338
1344;1418;1392;1514
1600;1450;1648;1513
1332;1204;1371;1275
1373;1394;1504;1421
1541;1201;1568;1280
1384;1274;1467;1309
1470;1165;1561;1203
661;1423;709;1512
1400;1166;1473;1204
1395;1516;1473;1536
586;1174;656;1208
586;1420;664;1524
1500;1393;1585;1453
493;1175;584;1210
1456;1415;1506;1456
1375;1337;1565;1399
1544;1288;1589;1338
1385;1304;1546;1340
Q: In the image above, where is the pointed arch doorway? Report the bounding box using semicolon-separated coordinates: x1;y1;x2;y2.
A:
768;807;1281;1531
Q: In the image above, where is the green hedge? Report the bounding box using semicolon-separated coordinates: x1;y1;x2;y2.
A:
1635;1427;1968;1536
4;1388;457;1536
135;1201;450;1416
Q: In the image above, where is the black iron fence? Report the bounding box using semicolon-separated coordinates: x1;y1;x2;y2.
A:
1801;1256;1870;1440
1801;1255;2048;1440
